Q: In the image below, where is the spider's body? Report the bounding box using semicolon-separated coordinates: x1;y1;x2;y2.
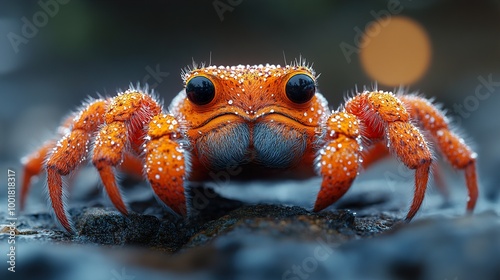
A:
21;63;478;233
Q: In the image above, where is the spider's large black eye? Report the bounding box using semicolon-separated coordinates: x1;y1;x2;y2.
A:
285;74;315;104
186;76;215;105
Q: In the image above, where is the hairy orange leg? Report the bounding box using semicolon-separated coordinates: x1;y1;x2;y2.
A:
92;91;162;217
20;141;54;210
145;114;187;215
346;91;432;221
92;121;129;215
400;95;478;211
314;112;361;212
21;115;75;209
46;100;107;232
362;142;448;198
387;122;432;221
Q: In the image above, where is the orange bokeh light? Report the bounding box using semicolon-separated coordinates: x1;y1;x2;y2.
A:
360;16;432;87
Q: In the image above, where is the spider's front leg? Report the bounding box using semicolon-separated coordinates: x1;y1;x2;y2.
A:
313;111;362;212
92;92;162;216
144;114;187;216
399;95;478;211
347;91;433;221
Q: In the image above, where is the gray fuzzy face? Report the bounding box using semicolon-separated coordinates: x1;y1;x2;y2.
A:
196;121;308;171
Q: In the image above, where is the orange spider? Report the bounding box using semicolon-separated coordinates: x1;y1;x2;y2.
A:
20;62;478;233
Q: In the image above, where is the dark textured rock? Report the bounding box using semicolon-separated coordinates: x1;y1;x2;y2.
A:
75;208;162;245
2;180;499;280
46;202;397;251
185;205;356;248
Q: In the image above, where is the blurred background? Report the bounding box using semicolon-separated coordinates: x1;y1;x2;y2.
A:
1;0;499;199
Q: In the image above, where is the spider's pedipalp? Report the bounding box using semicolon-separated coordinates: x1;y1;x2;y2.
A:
144;114;188;216
314;112;362;212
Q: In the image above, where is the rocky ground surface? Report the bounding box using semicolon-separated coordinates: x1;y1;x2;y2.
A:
1;174;500;280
